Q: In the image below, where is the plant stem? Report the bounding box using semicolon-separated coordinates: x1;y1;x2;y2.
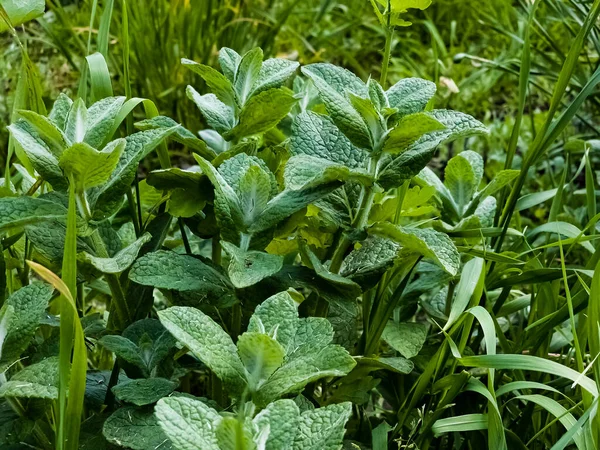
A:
380;26;394;88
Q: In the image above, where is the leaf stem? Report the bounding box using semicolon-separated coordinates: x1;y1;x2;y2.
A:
380;26;394;88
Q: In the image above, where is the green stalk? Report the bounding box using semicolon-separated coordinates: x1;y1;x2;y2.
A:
380;26;394;88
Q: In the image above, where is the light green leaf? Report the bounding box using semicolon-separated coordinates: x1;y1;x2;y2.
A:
386;78;436;117
444;150;484;213
237;332;285;390
235;47;264;105
247;292;299;352
253;399;300;450
155;396;220;450
292;402;353;450
216;416;256;450
158;306;247;394
238;164;272;225
383;112;445;154
224;87;297;140
49;93;73;130
99;335;149;374
186;86;234;133
0;283;53;369
477;169;520;199
103;406;173;450
252;58;300;97
79;232;151;274
0;357;58;399
16;110;68;156
340;236;399;289
382;321;427;358
129;250;235;304
222;242;283;289
85;96;126;148
182;58;236;106
290;111;368;169
218;47;241;83
64;98;88;144
111;378;178;406
370;222;460;275
301;63;367;97
0;196;68;231
59;139;125;191
0;0;44;31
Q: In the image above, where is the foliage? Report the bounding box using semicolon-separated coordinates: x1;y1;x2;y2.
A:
1;0;600;449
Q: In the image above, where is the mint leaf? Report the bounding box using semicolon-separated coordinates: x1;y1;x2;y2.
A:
247;292;299;352
129;250;235;305
103;406;174;450
221;242;284;288
223;87;297;140
79;232;151;274
186;87;235;133
49;93;73;130
85;96;126;148
16;110;68;156
341;236;399;289
237;331;285;390
112;378;178;406
218;47;241;83
370;222;460;275
182;58;236;107
444;150;484;214
0;282;53;370
59;139;125;191
382;321;427;358
0;357;59;399
383;112;445;154
0;197;68;232
252;58;300;97
155;396;220;450
158;306;247;395
215;416;256;450
292;402;353;450
253;399;300;450
65;97;88;143
386;78;436;117
0;0;44;31
235;47;263;105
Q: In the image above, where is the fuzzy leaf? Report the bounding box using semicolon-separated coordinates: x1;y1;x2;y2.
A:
383;112;445;154
0;196;68;231
247;292;300;352
79;232;151;274
182;58;236;106
382;321;427;358
235;47;264;105
253;399;300;450
186;87;235;133
222;242;284;289
386;78;436;116
112;378;178;406
252;58;300;96
103;406;173;450
237;332;285;390
0;357;59;399
219;47;241;83
444;150;484;213
85;96;126;148
292;402;353;450
158;306;247;394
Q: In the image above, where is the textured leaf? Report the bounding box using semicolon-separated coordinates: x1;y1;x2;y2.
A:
301;63;367;97
292;402;353;450
235;47;264;105
356;356;414;374
237;332;285;390
302;65;371;149
218;47;242;83
79;232;152;274
112;378;178;406
0;357;59;399
49;93;73;130
378;110;488;189
290;111;368;169
0;283;53;369
130;250;236;304
89;127;178;220
252;58;300;96
0;196;68;231
370;222;460;275
216;416;256;450
186;87;234;133
99;335;149;374
224;87;297;140
253;399;300;450
247;292;300;352
444;150;484;213
386;78;436;116
383;112;445;154
155;396;220;450
222;242;283;288
59;139;125;191
85;96;126;148
382;321;427;358
103;406;173;450
158;306;247;394
341;236;400;289
65;98;88;144
238;165;272;226
16;110;68;156
182;58;236;106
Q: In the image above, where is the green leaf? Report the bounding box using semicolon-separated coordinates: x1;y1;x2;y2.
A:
340;236;399;289
64;98;88;144
88;126;178;220
444;150;484;214
0;357;59;399
477;169;520;200
155;396;220;450
218;47;241;83
16;110;68;156
103;406;174;450
302;65;371;149
186;87;234;134
134;115;215;160
0;196;68;232
112;378;178;406
79;232;152;274
224;87;297;140
301;63;367;97
431;413;488;437
237;331;285;391
235;47;264;105
158;306;247;394
216;416;256;450
129;250;235;305
383;112;445;154
85;96;126;148
292;402;353;450
290;111;368;169
252;58;300;97
59;139;125;191
356;356;414;374
182;58;236;106
370;222;460;275
238;164;272;225
253;399;300;450
222;242;284;289
378;110;488;189
382;321;427;358
0;283;53;370
247;291;300;352
386;78;436;117
49;93;73;130
0;0;44;31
